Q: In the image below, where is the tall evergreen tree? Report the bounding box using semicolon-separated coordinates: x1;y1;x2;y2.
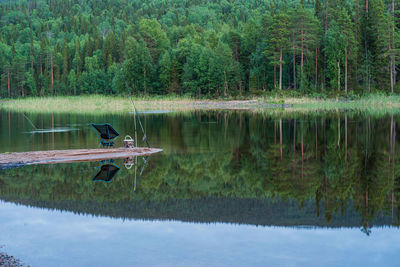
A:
266;12;290;90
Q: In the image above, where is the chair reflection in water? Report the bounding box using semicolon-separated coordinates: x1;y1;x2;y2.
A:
91;158;148;194
92;161;120;183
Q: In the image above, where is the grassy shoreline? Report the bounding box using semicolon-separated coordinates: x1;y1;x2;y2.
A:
0;94;399;115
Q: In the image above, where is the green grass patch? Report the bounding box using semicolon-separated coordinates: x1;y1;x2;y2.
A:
0;95;197;114
0;94;399;115
280;93;400;116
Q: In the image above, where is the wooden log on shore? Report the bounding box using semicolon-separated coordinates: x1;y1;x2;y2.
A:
0;147;162;169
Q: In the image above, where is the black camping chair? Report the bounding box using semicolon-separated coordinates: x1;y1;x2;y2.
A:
92;162;120;183
92;123;120;146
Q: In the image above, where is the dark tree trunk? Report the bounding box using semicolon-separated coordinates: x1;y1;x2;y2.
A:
345;42;348;94
51;53;54;94
7;68;10;97
301;25;304;78
280;119;283;160
315;47;318;89
279;47;283;90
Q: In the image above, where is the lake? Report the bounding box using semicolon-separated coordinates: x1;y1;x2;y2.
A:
0;110;399;266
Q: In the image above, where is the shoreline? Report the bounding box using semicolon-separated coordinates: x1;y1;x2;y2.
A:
0;251;26;267
0;94;399;115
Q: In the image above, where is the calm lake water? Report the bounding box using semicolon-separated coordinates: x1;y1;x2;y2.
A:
0;110;399;266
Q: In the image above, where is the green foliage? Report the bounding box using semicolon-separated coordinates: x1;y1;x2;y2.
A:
0;0;398;97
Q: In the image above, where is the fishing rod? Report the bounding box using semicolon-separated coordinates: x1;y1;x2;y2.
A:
120;67;150;148
128;156;150;200
131;99;150;148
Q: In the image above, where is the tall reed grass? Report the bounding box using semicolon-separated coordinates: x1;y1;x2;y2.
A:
0;94;399;115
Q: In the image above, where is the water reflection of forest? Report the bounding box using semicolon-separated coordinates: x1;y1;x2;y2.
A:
0;112;399;233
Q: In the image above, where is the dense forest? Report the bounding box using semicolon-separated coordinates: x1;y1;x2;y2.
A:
0;0;399;97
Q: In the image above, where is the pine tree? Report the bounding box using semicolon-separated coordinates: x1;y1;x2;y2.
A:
337;8;357;93
290;4;320;91
159;51;172;93
73;39;81;77
371;0;392;91
325;22;344;91
62;40;69;87
267;12;290;90
29;27;34;72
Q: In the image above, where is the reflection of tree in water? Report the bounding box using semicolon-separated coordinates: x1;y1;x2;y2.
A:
0;113;400;233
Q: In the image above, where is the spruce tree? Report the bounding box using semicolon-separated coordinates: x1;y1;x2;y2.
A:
267;12;290;90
